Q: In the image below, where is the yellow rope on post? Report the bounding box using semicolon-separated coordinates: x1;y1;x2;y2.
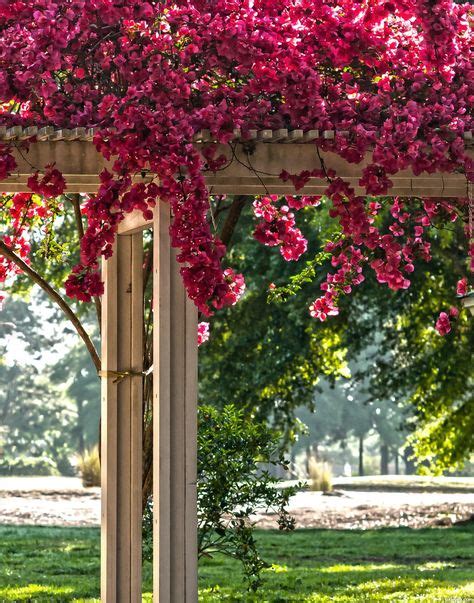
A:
99;366;153;383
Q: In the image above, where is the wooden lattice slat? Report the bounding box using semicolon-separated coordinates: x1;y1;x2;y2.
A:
0;125;473;144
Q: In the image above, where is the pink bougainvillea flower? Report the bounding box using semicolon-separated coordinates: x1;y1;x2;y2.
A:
309;291;340;322
197;322;210;346
449;306;459;318
456;278;468;296
435;312;452;336
27;164;66;199
0;0;471;327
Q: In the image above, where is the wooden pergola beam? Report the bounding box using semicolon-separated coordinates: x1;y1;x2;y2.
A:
153;204;198;602
100;205;198;603
101;233;143;602
6;140;472;197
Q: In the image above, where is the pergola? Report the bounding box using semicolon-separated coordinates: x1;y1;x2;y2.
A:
1;126;472;602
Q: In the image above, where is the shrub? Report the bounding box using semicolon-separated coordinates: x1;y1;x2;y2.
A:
0;454;59;476
143;404;298;590
77;446;100;487
308;457;333;492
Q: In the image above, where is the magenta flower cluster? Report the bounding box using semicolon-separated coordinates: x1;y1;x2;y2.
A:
0;0;472;334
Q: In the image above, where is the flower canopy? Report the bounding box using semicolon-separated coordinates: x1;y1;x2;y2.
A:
0;0;472;328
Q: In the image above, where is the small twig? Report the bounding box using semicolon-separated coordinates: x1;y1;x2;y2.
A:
245;152;271;197
208;197;218;232
11;141;40;172
315;146;333;184
227;142;281;178
66;193;85;239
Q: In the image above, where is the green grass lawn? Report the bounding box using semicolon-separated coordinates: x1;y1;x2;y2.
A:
0;524;473;601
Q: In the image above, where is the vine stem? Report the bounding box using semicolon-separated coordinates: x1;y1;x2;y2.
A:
0;239;100;372
65;193;102;331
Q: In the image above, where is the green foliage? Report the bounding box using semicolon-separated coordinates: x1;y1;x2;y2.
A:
50;343;100;454
0;362;76;476
0;455;59;476
343;223;474;474
143;405;298;591
200;206;349;438
0;525;473;601
267;235;342;304
201;202;473;474
197;405;297;590
258;203;471;474
8;198;85;314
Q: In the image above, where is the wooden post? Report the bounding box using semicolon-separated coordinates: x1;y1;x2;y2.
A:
101;233;143;602
153;203;198;602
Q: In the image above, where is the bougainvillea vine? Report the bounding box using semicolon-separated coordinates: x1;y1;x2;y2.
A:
0;0;472;335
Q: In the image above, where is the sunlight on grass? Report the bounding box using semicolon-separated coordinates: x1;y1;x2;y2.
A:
417;561;455;571
0;584;74;600
350;576;474;600
266;563;289;573
318;563;401;574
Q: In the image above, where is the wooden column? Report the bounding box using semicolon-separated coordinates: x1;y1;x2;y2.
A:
153;204;198;602
101;233;143;602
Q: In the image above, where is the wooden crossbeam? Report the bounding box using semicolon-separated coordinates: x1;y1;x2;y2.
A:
1;126;473;144
4;140;471;198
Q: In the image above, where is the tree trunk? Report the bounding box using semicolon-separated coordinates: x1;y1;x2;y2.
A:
394;449;400;475
403;445;416;475
289;450;296;479
142;420;153;512
77;398;85;454
141;372;154;512
358;436;364;477
305;445;311;478
380;443;389;475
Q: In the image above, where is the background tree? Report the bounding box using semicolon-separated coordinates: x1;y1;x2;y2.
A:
50;342;100;454
0;296;77;475
200;200;349;439
202;199;473;476
343;222;473;474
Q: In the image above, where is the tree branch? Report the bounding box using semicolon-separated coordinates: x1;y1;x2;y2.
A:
66;193;102;332
220;195;250;248
197;195;250;322
67;193;85;240
0;240;101;372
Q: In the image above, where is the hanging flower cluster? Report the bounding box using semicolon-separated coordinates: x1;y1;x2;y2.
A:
435;307;460;336
252;196;308;262
0;0;472;328
197;321;210;346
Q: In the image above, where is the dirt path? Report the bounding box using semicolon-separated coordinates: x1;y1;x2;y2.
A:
254;490;474;529
0;477;473;529
0;477;100;528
